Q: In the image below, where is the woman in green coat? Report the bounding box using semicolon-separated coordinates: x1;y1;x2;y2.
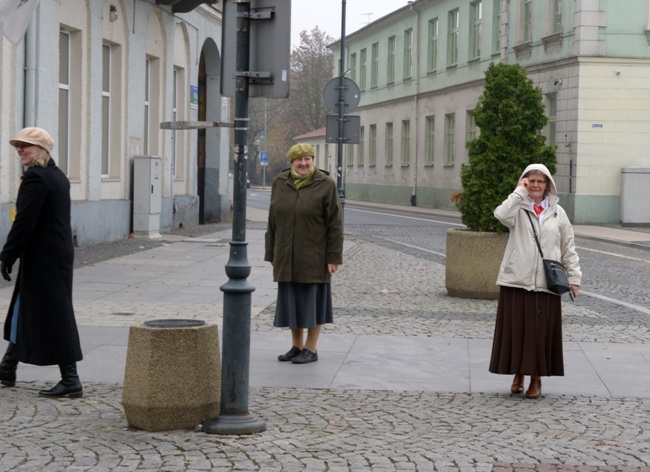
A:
264;143;343;364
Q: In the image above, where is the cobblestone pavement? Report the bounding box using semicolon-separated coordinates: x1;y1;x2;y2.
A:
2;218;650;471
2;383;650;471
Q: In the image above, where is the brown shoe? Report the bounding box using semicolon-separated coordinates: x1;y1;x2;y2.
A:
525;376;542;399
511;374;524;394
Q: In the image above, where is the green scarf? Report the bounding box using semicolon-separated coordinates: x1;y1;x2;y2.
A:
290;165;315;190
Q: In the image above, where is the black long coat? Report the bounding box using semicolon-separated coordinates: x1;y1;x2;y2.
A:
264;168;343;283
0;159;82;366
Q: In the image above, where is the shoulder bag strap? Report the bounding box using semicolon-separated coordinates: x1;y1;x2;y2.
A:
526;211;545;259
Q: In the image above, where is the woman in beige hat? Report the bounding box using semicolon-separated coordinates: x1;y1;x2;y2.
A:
0;127;83;398
264;143;343;364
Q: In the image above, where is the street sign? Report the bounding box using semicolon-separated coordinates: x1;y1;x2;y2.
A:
260;151;268;166
325;115;360;144
323;77;361;114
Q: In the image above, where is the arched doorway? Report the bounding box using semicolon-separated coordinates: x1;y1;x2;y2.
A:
197;39;229;224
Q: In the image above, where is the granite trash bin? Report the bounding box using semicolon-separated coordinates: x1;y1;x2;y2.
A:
122;319;221;431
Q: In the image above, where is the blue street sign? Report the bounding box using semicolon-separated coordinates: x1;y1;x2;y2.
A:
260;152;269;164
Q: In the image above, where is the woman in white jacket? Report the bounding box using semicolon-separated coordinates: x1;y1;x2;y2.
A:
489;164;581;399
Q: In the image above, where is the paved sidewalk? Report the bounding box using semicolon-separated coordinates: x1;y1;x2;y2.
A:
1;204;650;471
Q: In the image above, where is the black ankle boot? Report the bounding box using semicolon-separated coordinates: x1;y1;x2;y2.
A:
0;343;18;387
38;363;83;398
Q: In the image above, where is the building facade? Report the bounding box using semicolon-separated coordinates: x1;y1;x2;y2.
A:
0;0;230;245
328;0;650;224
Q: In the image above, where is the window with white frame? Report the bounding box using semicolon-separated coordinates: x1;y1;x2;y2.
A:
521;0;532;43
467;111;479;143
101;43;112;176
425;116;435;165
546;93;557;147
470;1;482;60
403;29;413;80
59;30;71;175
445;114;456;165
358;126;365;166
401;120;410;166
371;42;379;89
387;36;396;84
349;53;357;82
448;9;459;67
369;124;377;166
359;48;367;91
144;58;150;155
427;18;438;73
550;0;562;34
386;122;394;166
492;0;502;54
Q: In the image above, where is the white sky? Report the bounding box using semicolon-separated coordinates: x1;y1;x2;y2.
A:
290;0;404;48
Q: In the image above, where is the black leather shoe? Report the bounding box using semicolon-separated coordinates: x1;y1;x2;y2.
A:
291;349;318;364
278;346;301;362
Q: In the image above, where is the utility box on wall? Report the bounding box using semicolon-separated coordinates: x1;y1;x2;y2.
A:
621;167;650;227
133;156;162;238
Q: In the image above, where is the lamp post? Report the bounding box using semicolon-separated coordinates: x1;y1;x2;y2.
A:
202;0;265;435
336;0;347;212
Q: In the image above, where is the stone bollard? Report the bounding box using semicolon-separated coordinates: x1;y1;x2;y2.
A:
122;319;221;432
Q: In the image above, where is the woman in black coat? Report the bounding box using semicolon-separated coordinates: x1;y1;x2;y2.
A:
0;127;83;398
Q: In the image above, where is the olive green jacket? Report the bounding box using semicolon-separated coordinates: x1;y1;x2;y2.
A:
265;168;343;283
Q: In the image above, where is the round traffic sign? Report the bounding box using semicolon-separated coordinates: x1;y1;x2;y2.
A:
323;77;361;114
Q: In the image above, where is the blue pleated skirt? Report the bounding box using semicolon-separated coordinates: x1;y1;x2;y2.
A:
273;282;333;329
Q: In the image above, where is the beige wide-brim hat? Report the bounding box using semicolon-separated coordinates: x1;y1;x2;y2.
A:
9;127;54;154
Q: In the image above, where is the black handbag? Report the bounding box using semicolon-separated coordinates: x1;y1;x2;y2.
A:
526;212;571;295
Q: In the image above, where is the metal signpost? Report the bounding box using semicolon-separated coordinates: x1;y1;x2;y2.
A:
323;0;360;218
260;151;268;188
201;0;291;436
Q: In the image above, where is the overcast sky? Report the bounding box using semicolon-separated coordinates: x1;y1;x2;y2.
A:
290;0;404;47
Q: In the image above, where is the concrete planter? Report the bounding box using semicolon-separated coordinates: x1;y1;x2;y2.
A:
122;320;221;432
445;228;508;300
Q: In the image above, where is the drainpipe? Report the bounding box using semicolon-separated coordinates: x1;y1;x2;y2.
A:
410;2;420;206
24;15;37;126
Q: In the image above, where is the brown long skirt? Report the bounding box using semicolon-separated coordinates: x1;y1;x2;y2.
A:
489;286;564;377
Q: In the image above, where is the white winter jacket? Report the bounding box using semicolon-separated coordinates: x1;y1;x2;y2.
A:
495;164;582;294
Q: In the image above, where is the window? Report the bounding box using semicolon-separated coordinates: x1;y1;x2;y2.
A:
358;126;365;166
101;44;112;176
386;122;394;166
467;111;479;143
427;18;439;73
445;114;456;165
448;10;459;67
492;0;502;54
387;36;396;84
470;1;482;60
546;93;557;147
347;143;354;166
144;58;151;155
403;29;413;80
521;0;532;43
359;48;367;91
425;116;435;165
401;120;410;166
349;53;357;82
58;31;70;175
172;67;187;179
369;124;377;166
371;42;379;89
551;0;562;34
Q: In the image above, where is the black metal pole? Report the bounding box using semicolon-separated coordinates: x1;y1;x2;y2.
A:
337;0;347;216
203;0;265;435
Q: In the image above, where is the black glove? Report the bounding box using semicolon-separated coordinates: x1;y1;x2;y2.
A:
1;261;12;282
